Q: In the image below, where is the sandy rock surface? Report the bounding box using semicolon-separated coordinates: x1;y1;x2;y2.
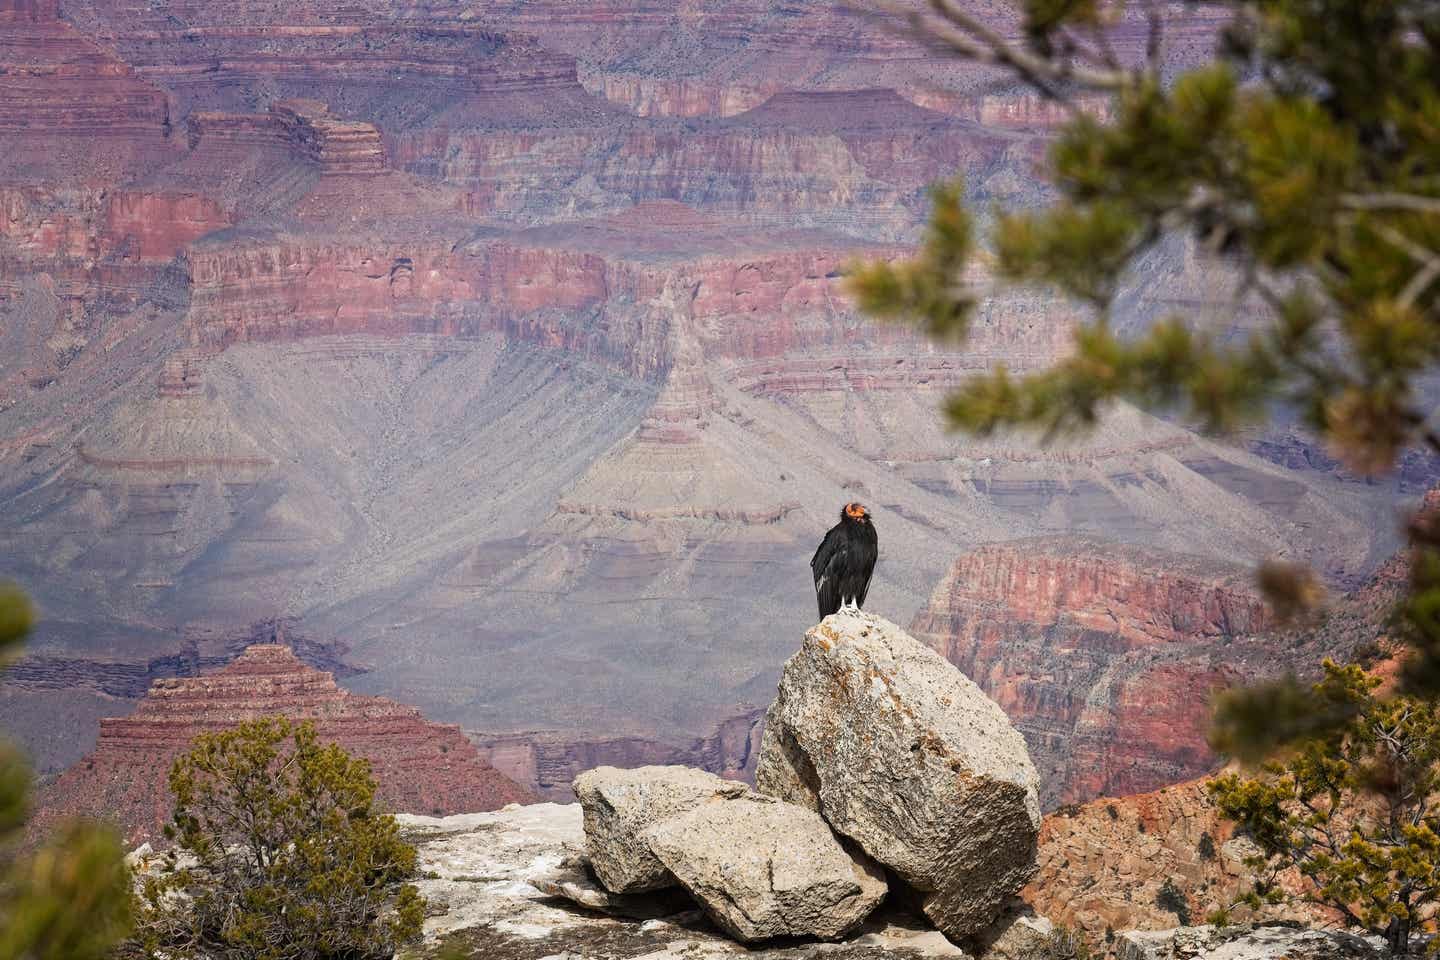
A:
396;802;972;960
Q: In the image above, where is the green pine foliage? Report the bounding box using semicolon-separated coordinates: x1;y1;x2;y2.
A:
853;0;1440;728
854;1;1438;463
0;583;134;960
131;716;425;960
1209;662;1440;955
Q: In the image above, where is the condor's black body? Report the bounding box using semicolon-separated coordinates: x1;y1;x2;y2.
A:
810;502;878;619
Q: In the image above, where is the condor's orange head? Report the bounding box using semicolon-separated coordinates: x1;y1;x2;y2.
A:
843;502;871;522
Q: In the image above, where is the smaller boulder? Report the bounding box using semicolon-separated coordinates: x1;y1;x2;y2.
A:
641;794;887;942
969;907;1057;960
572;765;747;893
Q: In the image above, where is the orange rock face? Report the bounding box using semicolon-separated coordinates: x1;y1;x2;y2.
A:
1023;517;1434;946
912;536;1276;808
1023;778;1326;945
177;222;956;382
101;192;232;261
33;645;533;844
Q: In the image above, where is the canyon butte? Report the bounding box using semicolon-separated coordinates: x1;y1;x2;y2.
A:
0;0;1433;826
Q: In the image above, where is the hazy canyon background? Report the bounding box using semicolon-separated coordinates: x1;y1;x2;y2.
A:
1;0;1432;812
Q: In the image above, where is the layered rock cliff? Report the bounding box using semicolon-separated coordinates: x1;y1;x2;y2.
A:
911;527;1412;811
1023;777;1326;945
34;644;532;844
477;0;1225;123
385;89;1036;242
0;186;230;267
911;537;1281;808
178;214;920;370
0;0;175;182
60;0;584;124
3;618;353;700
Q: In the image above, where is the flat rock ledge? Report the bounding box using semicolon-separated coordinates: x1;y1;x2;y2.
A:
756;610;1042;940
528;852;695;920
395;802;972;960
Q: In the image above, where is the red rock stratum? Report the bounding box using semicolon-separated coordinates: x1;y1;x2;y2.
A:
912;537;1283;807
34;644;533;844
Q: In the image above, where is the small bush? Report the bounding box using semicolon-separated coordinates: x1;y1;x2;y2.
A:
1045;924;1094;960
132;716;425;960
1351;640;1385;667
1156;877;1191;926
1197;831;1217;861
1210;662;1440;955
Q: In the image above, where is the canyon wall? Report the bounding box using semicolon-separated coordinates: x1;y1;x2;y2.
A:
911;537;1275;808
0;186;230;266
911;509;1427;812
0;0;175;182
180;226;931;378
473;708;764;801
476;0;1225;121
385;90;1034;241
3;618;355;700
58;0;583;124
34;645;532;844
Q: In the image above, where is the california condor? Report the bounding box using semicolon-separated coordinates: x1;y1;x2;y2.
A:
810;502;877;618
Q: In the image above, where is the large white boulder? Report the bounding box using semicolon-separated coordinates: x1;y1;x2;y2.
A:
641;793;887;942
756;609;1042;940
572;765;748;893
1117;924;1385;959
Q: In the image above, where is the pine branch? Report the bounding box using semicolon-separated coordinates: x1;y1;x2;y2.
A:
1143;0;1164;73
855;0;1131;100
1342;193;1440;216
928;0;1131;91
